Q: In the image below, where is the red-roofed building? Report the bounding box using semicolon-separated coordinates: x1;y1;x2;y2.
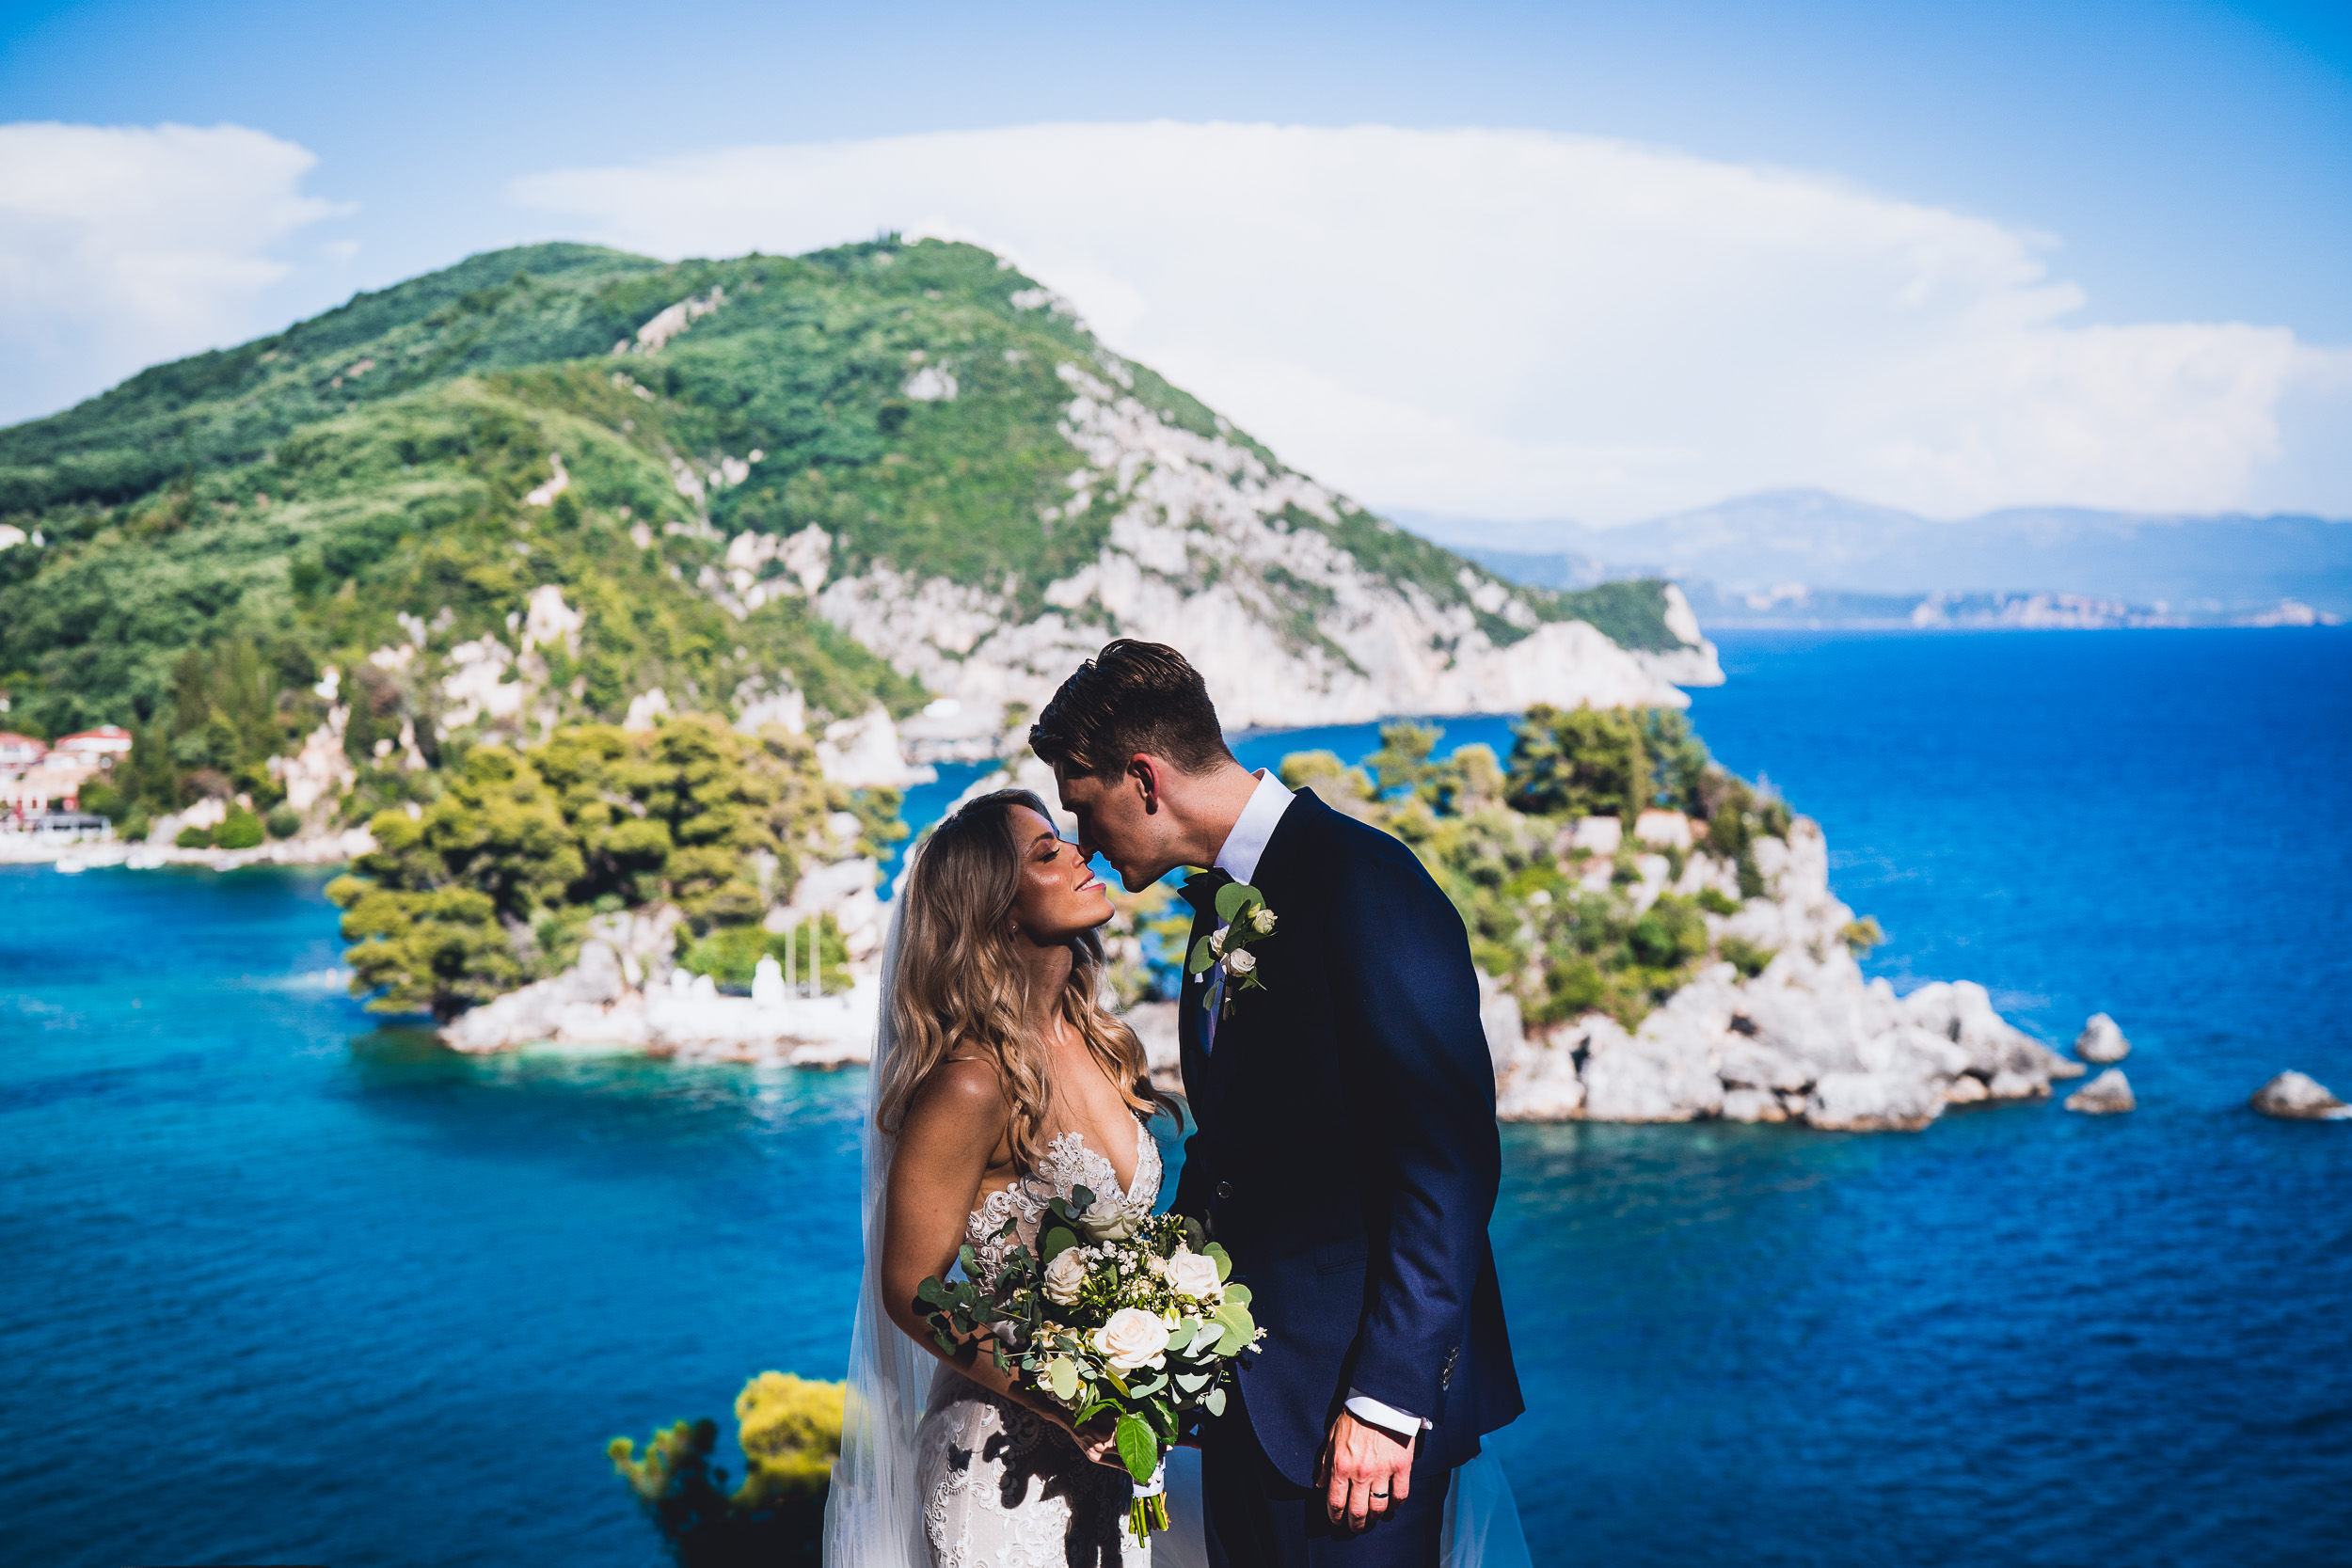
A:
56;726;134;759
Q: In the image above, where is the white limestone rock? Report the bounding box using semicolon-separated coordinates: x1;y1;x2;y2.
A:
2074;1013;2131;1065
1125;1000;1183;1090
1719;1086;1788;1123
1580;1003;1724;1123
816;707;916;789
2249;1071;2352;1120
1494;1031;1588;1122
1489;813;2074;1132
2064;1069;2137;1115
812;362;1719;747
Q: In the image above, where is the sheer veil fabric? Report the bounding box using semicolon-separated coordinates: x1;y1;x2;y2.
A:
822;892;933;1568
820;888;1530;1568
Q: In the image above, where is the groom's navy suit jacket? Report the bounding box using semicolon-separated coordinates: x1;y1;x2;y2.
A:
1172;787;1522;1487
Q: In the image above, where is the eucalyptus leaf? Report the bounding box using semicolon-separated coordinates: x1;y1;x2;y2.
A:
1048;1358;1079;1402
1163;1320;1197;1354
1174;1370;1212;1395
1215;882;1257;923
1204;1386;1227;1418
1041;1226;1078;1261
1221;1282;1251;1307
1187;935;1216;974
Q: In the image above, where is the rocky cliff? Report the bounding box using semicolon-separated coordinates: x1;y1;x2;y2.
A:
1487;816;2084;1129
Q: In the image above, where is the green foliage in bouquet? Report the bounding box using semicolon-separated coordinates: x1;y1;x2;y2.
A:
915;1188;1260;1542
609;1370;844;1567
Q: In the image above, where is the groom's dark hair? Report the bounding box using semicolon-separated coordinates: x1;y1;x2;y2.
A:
1029;640;1236;782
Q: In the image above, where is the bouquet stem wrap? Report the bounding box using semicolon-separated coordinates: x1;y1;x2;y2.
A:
1129;1459;1169;1544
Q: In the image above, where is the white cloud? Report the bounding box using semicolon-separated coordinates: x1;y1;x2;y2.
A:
0;122;347;423
514;121;2350;522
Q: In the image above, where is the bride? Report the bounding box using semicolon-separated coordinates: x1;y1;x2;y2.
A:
823;788;1529;1567
826;788;1176;1568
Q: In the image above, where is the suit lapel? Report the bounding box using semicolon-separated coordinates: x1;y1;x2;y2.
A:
1192;790;1321;1119
1177;896;1213;1101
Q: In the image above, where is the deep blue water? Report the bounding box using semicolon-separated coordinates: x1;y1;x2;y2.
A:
3;629;2348;1566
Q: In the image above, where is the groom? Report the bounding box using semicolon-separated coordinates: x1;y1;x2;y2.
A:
1031;641;1521;1566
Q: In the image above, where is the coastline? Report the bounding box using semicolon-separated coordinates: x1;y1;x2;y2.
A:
0;829;373;872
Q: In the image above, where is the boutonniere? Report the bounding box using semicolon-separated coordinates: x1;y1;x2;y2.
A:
1186;881;1278;1020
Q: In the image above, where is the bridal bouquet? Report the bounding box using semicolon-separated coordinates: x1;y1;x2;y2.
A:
916;1189;1263;1542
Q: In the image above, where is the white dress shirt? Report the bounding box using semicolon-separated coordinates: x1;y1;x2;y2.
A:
1198;768;1428;1441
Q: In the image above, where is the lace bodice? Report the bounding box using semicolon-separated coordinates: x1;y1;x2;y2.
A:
964;1118;1161;1282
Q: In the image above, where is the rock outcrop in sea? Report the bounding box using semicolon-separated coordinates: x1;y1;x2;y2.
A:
2075;1013;2132;1064
442;905;876;1066
2249;1071;2350;1120
1486;816;2086;1131
2064;1069;2137;1115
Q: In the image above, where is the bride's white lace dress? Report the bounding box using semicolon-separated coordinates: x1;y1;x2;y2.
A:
914;1119;1161;1568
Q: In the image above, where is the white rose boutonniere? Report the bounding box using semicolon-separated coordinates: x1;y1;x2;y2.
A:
1185;880;1279;1021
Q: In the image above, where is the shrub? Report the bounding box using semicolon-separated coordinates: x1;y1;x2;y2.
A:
265;805;301;839
175;824;215;848
1696;887;1740;916
215;805;266;849
1629;895;1708;968
120;811;151;844
1720;937;1777;978
1839;916;1884;956
610;1372;843;1567
680;913;851;992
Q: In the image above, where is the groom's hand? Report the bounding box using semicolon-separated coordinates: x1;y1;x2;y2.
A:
1320;1409;1414;1531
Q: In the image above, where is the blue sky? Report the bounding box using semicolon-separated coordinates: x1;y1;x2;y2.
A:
3;0;2347;522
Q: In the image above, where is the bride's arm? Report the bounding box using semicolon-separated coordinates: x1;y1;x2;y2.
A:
880;1059;1121;1465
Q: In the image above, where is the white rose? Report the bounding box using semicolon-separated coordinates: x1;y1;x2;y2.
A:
1043;1247;1089;1305
1250;908;1278;935
1207;928;1228;958
1079;1195;1146;1242
1167;1248;1224;1302
1225;948;1257;976
1092;1307;1171;1371
989;1318;1027;1351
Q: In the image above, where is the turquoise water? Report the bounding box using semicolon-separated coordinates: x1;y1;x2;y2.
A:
3;629;2347;1565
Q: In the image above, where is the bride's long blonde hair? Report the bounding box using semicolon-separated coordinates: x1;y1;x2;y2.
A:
877;788;1157;1172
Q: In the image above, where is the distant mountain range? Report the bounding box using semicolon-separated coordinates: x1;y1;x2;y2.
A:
1394;490;2352;626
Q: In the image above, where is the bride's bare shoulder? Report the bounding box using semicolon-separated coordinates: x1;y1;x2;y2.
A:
902;1054;1009;1137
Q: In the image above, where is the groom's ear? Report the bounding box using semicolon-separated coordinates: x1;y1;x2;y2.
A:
1127;753;1163;814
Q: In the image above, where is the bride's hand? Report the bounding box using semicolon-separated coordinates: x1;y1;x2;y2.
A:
1057;1411;1129;1471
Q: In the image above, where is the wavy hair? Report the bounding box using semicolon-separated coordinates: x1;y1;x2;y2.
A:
877;788;1157;1171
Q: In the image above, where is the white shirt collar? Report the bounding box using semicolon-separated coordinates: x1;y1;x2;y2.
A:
1211;768;1295;887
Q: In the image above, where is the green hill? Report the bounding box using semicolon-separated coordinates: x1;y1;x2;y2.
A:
0;236;1683;824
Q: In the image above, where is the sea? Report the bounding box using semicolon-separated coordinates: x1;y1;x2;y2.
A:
2;628;2347;1567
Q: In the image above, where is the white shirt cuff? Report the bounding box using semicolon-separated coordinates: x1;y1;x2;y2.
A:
1344;1390;1429;1436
